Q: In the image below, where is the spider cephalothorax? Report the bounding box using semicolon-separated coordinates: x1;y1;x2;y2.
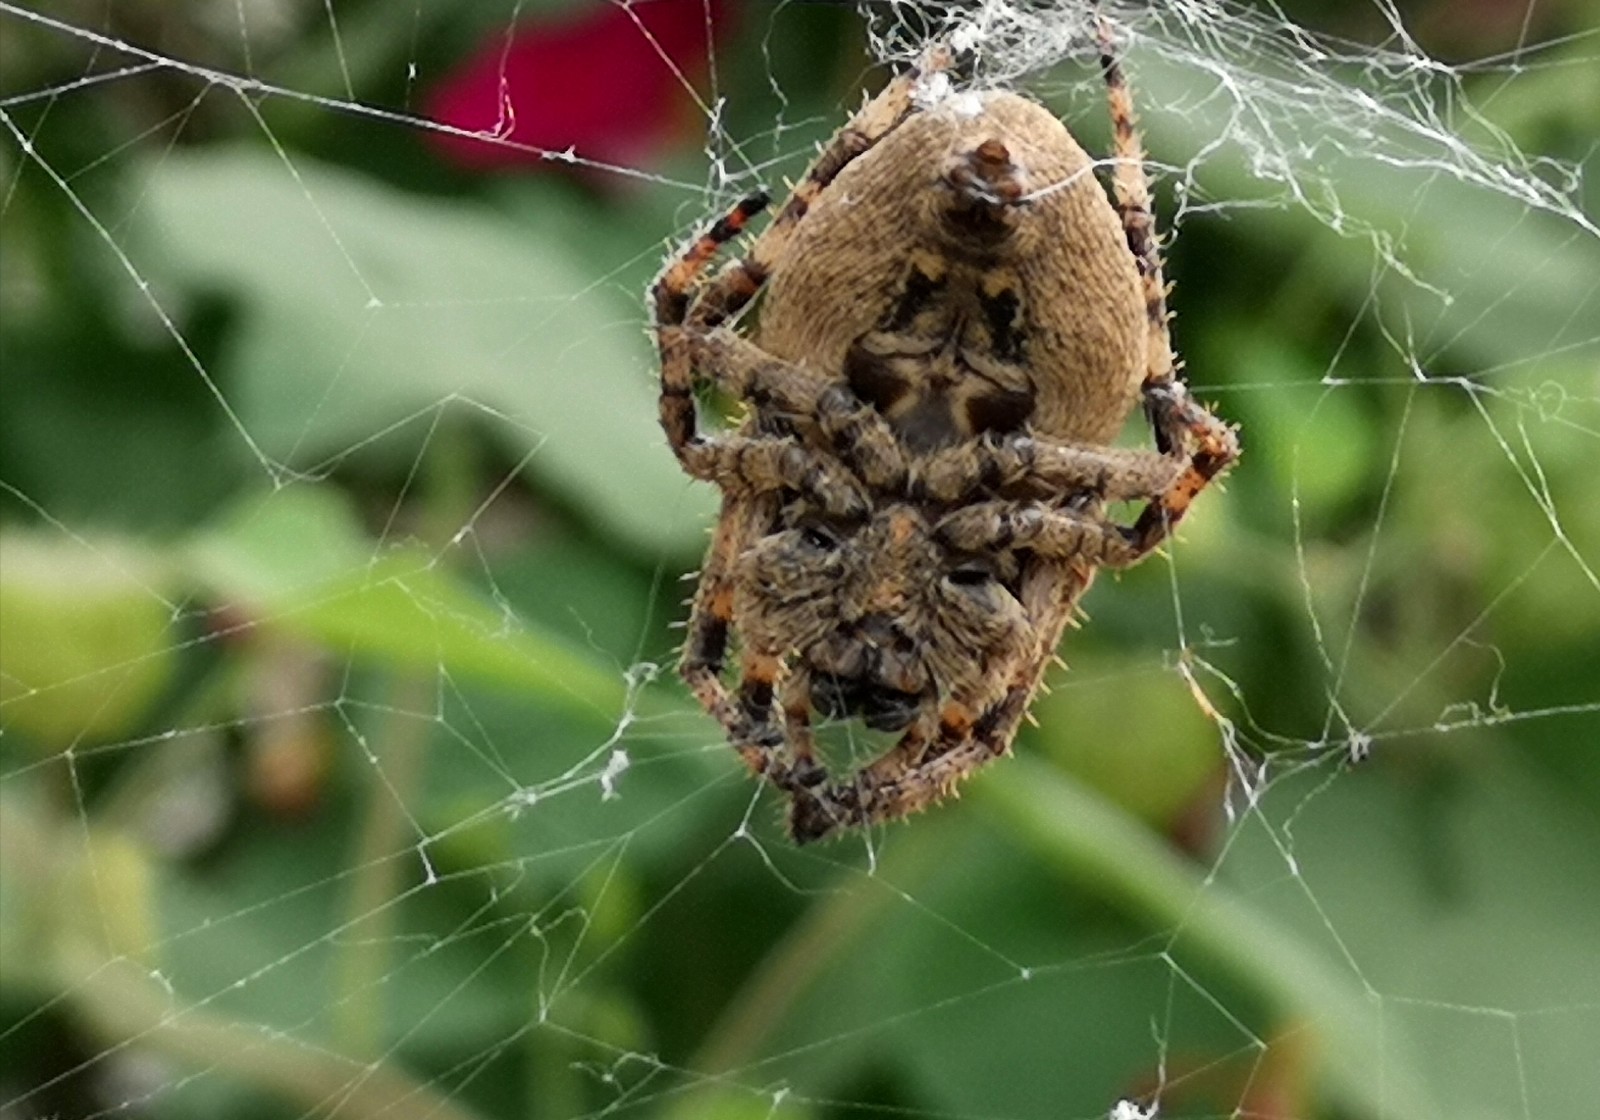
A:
651;18;1239;841
736;500;1033;734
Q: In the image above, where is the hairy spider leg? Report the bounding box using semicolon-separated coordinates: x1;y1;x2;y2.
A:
1095;14;1240;556
935;500;1142;564
682;492;875;782
664;347;879;771
655;191;771;456
915;435;1180;504
694;331;914;492
687;337;1185;512
685;43;956;333
655;197;908;516
786;615;1061;843
788;712;937;843
677;432;872;512
679;496;785;771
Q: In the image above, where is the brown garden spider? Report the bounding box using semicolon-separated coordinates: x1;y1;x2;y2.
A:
652;16;1239;842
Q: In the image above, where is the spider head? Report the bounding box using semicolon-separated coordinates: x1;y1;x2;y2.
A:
736;502;1033;730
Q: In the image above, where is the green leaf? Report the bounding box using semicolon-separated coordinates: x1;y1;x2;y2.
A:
1218;329;1377;519
1029;659;1221;826
1215;746;1600;1120
186;486;625;720
977;757;1444;1119
132;148;713;557
0;533;176;749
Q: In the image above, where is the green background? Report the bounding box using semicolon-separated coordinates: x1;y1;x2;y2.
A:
2;1;1597;1118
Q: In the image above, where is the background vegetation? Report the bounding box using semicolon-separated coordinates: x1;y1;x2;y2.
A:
2;1;1597;1118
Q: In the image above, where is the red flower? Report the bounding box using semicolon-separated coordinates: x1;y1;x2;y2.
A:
426;0;734;174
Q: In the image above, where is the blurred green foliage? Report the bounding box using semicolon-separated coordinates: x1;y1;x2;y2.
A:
2;2;1597;1119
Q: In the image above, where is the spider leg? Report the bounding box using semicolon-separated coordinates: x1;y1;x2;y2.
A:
786;714;934;843
679;496;759;744
786;498;1133;842
655;194;772;462
660;287;911;509
692;329;911;491
679;435;869;518
917;434;1179;504
1094;14;1173;419
651;42;953;341
779;666;821;768
682;492;845;785
680;493;814;781
1095;15;1240;555
1124;395;1238;555
684;44;957;332
864;557;1102;834
936;500;1140;568
786;695;1023;843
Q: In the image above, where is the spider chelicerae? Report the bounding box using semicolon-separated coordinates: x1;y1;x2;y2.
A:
651;16;1239;842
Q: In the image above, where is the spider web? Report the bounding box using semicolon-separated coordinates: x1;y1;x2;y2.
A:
2;1;1597;1118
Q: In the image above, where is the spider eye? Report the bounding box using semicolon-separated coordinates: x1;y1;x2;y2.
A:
800;525;840;552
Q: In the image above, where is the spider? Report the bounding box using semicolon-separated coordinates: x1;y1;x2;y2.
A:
652;17;1239;842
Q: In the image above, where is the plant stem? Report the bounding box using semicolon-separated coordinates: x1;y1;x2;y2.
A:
976;757;1439;1120
332;672;434;1058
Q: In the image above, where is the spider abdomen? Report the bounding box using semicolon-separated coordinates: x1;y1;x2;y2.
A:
757;91;1147;449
